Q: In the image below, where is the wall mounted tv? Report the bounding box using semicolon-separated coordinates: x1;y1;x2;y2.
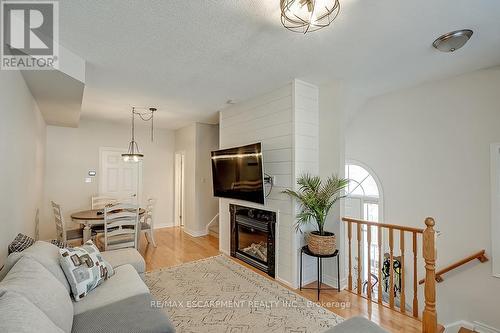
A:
211;143;265;204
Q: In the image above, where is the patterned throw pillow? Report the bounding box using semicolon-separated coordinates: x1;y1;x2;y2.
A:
8;233;35;254
50;239;71;249
59;240;114;301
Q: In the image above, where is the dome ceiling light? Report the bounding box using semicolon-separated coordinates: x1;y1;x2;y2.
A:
432;29;473;52
280;0;340;34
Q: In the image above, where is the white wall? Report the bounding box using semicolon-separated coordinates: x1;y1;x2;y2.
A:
219;80;319;287
318;81;359;288
174;124;197;234
174;123;219;236
42;119;175;239
345;66;500;328
195;123;219;232
0;70;46;267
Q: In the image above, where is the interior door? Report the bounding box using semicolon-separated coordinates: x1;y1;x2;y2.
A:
99;148;142;204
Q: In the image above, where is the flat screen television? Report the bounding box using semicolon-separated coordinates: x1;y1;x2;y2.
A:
211;143;265;204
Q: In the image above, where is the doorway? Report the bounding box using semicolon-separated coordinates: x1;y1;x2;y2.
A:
174;152;185;227
99;147;142;203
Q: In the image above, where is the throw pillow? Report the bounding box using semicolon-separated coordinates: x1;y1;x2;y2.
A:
7;233;35;254
50;239;71;249
59;240;114;301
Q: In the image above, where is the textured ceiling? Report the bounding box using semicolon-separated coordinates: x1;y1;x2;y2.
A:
58;0;500;129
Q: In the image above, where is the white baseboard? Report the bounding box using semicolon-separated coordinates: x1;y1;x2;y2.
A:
154;222;174;229
444;320;500;333
445;321;474;333
296;272;346;291
183;227;208;237
275;276;295;289
473;321;500;333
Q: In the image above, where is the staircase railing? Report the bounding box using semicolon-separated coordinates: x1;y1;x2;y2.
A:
342;216;438;333
205;213;220;234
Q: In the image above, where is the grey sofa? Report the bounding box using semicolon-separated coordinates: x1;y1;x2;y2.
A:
326;316;389;333
0;241;174;333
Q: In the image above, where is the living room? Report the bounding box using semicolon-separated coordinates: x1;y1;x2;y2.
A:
1;1;500;333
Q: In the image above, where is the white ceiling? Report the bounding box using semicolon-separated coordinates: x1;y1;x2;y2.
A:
58;0;500;129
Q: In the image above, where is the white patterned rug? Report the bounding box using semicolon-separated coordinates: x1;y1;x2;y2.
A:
145;255;343;333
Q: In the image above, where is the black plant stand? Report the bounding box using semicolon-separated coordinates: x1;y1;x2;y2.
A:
299;245;340;300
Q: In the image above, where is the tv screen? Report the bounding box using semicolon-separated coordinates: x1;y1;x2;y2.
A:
211;143;265;204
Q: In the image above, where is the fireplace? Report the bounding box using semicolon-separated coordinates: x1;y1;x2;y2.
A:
230;204;276;277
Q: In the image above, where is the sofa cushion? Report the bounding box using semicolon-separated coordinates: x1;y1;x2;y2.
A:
59;240;114;301
0;256;73;333
72;293;175;333
101;248;146;274
0;252;22;281
73;264;149;315
0;241;71;292
324;316;388;333
0;291;64;333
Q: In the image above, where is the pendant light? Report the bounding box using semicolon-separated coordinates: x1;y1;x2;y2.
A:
122;107;157;162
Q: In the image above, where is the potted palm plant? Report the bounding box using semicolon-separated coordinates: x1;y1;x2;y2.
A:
283;174;348;255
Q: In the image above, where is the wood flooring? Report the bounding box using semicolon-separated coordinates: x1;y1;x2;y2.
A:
139;227;422;333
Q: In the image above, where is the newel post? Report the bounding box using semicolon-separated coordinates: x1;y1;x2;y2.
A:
422;217;437;333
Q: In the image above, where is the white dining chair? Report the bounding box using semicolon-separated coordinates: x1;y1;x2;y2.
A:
140;198;157;247
91;196;118;210
51;201;83;243
34;208;40;241
98;203;139;251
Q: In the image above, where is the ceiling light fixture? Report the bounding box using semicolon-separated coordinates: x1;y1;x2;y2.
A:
280;0;340;34
432;29;473;52
122;107;157;162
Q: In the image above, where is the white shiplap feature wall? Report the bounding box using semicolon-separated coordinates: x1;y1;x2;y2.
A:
219;80;319;287
292;80;320;287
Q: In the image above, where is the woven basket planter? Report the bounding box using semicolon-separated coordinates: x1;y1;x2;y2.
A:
307;231;336;255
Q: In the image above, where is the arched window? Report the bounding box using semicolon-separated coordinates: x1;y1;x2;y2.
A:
345;161;383;288
345;162;383;222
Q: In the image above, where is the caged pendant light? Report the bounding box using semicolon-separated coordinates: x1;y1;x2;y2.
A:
280;0;340;34
122;107;157;162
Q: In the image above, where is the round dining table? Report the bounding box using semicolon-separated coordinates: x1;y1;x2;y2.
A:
71;208;146;242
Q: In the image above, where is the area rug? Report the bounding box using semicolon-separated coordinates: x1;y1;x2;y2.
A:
145;255;343;333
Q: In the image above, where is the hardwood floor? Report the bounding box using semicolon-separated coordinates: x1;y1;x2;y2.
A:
139;227;422;333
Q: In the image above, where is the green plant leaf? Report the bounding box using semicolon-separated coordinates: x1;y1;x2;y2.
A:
282;173;349;234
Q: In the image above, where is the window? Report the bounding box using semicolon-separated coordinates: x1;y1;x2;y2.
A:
345;162;383;290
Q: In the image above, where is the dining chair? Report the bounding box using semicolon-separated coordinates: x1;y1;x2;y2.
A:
98;203;139;251
34;208;40;241
91;196;118;210
51;201;84;243
139;198;157;247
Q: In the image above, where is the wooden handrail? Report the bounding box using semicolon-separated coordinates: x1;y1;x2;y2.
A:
342;217;424;234
419;250;488;285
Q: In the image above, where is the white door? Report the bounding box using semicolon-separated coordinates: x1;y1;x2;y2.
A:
99;147;142;203
174;152;185;227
